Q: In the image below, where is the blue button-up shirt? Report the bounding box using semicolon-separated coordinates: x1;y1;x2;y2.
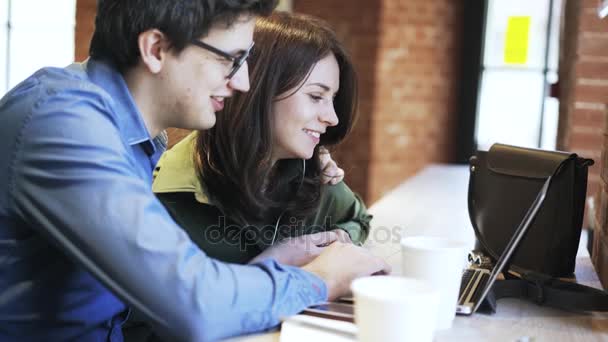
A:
0;59;327;341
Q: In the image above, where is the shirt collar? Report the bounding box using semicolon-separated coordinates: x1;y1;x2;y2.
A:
152;132;210;204
84;58;153;148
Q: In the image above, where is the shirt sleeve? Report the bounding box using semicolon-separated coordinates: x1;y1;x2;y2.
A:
8;90;327;341
320;182;372;246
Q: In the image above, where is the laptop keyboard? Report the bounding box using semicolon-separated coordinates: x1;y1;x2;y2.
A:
458;268;491;308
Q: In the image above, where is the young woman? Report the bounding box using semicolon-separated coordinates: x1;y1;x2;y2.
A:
152;11;371;266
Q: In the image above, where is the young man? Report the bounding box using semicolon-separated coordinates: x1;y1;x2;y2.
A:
0;1;389;341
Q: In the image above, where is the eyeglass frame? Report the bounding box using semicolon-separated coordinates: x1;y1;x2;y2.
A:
190;40;254;79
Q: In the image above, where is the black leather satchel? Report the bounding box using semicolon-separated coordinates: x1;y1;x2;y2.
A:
468;143;594;277
467;143;608;313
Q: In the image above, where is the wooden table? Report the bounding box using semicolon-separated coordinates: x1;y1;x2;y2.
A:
229;165;608;342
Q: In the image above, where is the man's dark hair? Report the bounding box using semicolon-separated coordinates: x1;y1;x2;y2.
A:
89;0;278;72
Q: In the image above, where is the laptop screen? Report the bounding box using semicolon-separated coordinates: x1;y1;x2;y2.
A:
470;176;551;313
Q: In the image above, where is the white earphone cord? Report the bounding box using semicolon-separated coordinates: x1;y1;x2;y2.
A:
270;159;306;245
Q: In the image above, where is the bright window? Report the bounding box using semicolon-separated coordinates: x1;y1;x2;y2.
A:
0;0;76;96
475;0;561;151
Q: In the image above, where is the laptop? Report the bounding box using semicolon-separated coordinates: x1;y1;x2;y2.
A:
456;176;550;315
302;176;552;321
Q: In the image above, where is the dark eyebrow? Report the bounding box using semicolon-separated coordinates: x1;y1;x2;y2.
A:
226;42;255;58
228;48;247;56
306;83;331;92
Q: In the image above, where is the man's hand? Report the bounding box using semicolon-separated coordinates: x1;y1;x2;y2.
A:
319;147;344;185
248;231;339;267
302;242;391;300
332;229;353;244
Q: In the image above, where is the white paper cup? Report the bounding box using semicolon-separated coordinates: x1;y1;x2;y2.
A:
351;276;439;342
401;236;468;330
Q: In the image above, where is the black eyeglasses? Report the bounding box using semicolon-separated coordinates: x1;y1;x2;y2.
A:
190;40;254;79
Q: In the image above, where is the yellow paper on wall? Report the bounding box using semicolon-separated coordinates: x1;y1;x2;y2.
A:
504;16;530;65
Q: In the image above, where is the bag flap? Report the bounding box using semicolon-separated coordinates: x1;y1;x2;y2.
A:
485;143;576;179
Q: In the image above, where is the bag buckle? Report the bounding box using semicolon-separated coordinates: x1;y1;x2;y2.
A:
522;272;553;305
467;251;493;270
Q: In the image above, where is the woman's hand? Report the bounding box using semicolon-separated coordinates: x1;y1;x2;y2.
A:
248;231;340;267
332;228;353;244
319;147;345;185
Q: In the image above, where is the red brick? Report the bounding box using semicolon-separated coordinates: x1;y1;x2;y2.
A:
592;225;600;275
568;129;604;151
600;184;608;237
167;128;192;148
579;33;608;57
75;0;96;62
593;232;608;288
576;60;608;79
572;108;607;128
593;192;607;229
588;177;601;200
583;0;605;10
602;135;608;183
574;83;608;102
580;10;608;32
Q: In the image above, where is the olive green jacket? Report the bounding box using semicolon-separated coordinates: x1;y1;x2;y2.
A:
152;132;372;264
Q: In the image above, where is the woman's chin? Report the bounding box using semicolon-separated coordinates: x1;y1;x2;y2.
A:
281;148;314;160
302;151;315;160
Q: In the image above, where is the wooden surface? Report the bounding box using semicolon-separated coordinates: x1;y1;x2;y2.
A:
229;165;608;342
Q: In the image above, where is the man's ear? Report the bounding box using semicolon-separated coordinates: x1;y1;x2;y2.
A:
138;29;171;74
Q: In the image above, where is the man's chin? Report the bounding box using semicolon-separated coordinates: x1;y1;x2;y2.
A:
193;114;217;131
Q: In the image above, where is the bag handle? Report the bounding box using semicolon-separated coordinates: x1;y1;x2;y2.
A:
492;271;608;312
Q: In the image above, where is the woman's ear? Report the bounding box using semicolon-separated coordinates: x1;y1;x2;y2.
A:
138;29;170;74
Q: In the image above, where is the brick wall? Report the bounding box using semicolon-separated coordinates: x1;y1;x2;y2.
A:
75;0;96;62
558;0;605;208
559;0;608;287
596;128;608;287
292;1;379;202
294;0;463;203
558;0;608;203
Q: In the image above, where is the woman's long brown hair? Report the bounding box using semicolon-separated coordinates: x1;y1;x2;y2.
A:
195;11;358;225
